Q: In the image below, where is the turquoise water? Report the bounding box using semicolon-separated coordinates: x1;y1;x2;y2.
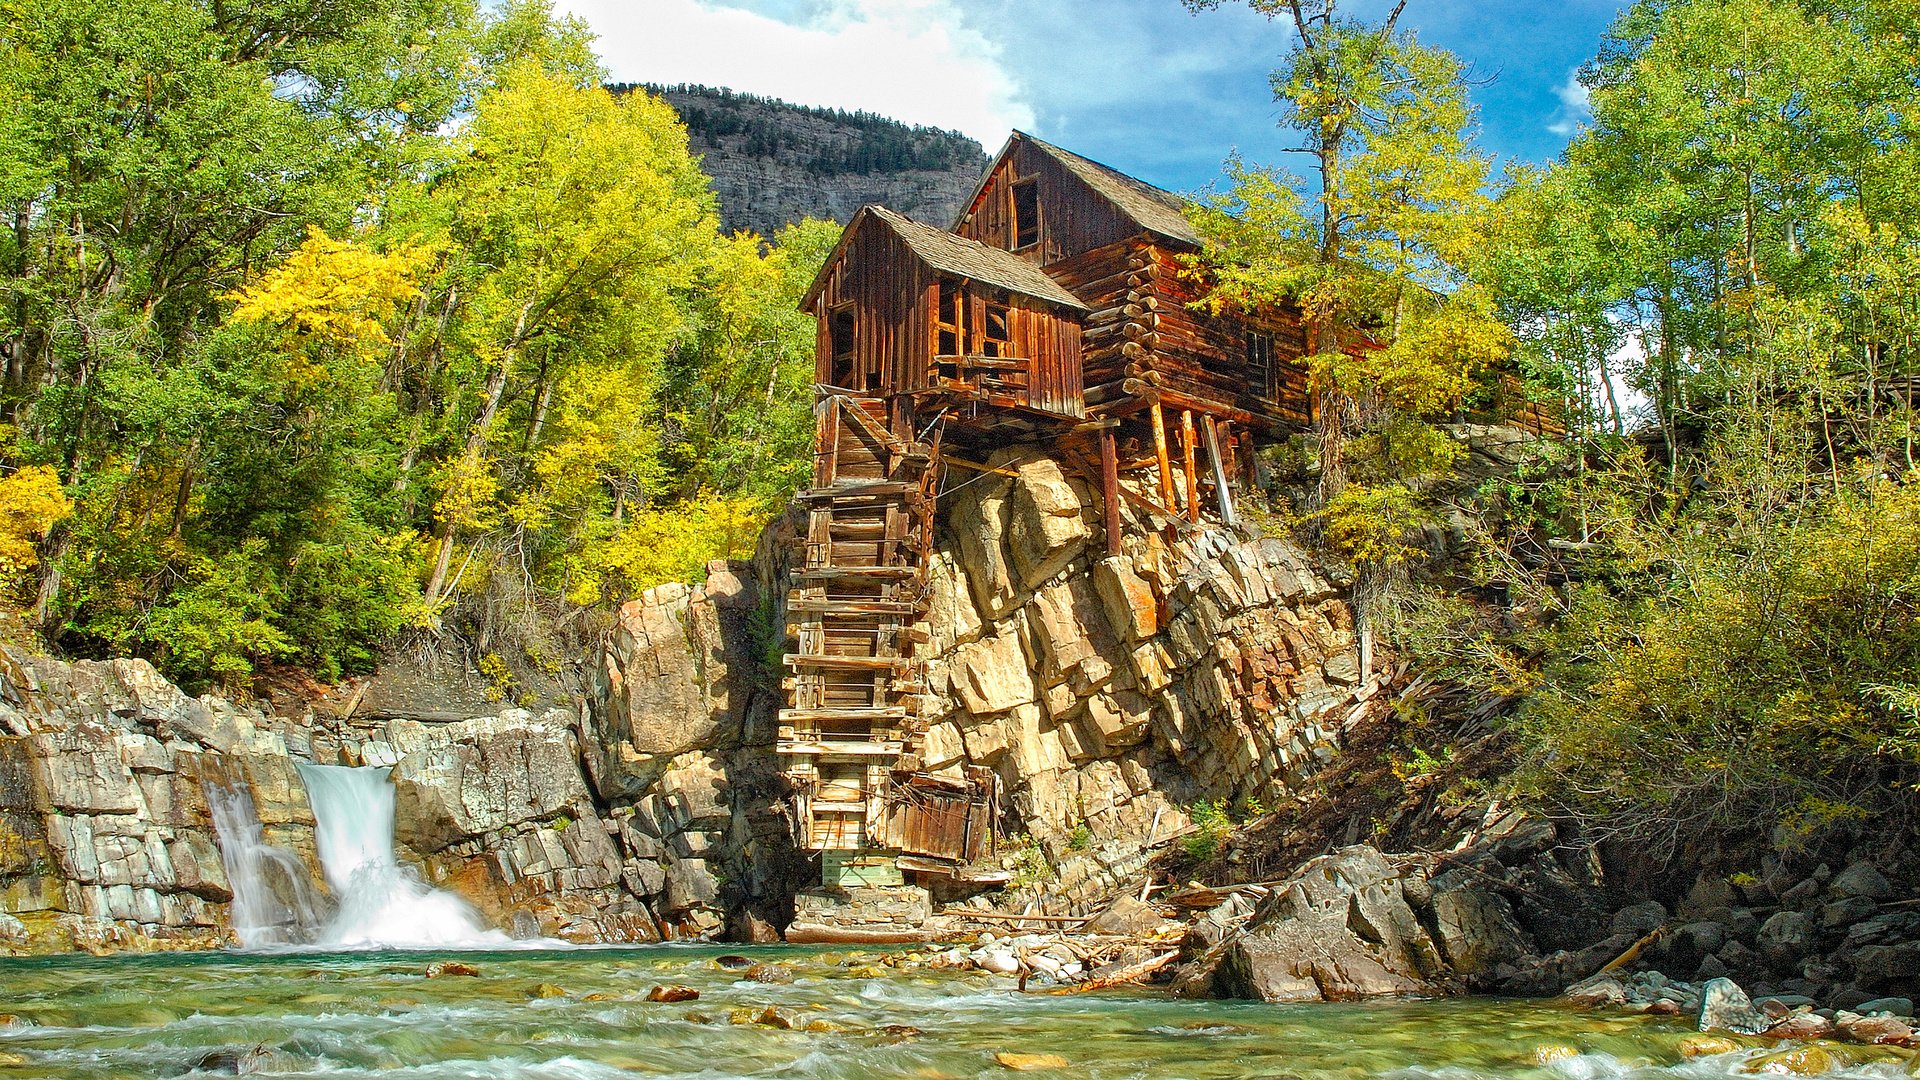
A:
0;946;1906;1078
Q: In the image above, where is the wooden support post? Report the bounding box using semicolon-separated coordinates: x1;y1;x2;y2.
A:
1202;415;1237;527
1150;402;1177;515
1099;427;1122;556
1179;410;1200;523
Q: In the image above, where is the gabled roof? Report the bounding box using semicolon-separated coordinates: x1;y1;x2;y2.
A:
961;132;1204;250
800;205;1090;312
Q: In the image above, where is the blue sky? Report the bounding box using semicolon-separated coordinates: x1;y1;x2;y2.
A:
558;0;1630;195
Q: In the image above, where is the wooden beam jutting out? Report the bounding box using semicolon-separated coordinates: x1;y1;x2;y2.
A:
1202;415;1237;527
1179;409;1200;523
1150;402;1177;516
1099;427;1122;556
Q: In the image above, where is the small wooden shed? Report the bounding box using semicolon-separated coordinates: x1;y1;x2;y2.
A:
802;205;1089;419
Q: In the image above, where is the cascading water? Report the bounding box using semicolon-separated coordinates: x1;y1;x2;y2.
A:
294;763;510;948
205;780;324;948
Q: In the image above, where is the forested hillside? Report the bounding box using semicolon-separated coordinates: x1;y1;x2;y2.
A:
1187;0;1920;848
0;0;831;690
640;84;988;236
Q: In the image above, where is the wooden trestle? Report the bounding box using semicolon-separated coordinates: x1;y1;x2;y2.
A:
781;393;940;853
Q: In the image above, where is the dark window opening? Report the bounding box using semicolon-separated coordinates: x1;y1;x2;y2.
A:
830;305;856;388
1011;179;1040;250
1246;330;1275;402
936;278;964;357
980;302;1010;358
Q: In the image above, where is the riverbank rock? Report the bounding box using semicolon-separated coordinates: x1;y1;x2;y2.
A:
1172;846;1452;1002
1700;978;1771;1035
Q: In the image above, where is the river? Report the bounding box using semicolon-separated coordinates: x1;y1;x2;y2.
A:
0;945;1907;1078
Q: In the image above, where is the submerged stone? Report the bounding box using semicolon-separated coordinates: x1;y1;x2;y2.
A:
996;1051;1071;1070
1699;978;1771;1036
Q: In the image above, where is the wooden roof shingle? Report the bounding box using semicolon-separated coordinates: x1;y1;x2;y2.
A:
968;132;1204;250
801;205;1090;312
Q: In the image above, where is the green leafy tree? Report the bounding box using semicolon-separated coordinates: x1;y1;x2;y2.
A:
1184;0;1513;674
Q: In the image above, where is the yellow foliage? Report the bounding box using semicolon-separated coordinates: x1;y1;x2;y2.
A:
0;466;71;591
570;493;765;603
1317;482;1433;569
433;454;501;532
229;226;437;366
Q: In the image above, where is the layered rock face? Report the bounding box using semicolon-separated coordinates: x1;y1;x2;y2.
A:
0;652;306;951
0;444;1381;952
910;448;1373;903
0;567;783;950
1170;816;1579;1001
654;87;987;237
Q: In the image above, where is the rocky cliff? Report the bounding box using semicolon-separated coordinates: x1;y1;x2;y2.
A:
642;84;988;236
0;438;1911;1022
0;442;1375;953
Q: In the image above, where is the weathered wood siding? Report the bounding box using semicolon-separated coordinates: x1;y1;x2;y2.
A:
954;143;1144;265
810;225;934;394
1137;244;1313;431
813;219;1085;416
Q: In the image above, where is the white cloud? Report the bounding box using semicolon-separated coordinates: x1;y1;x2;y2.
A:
554;0;1035;148
1546;70;1592;137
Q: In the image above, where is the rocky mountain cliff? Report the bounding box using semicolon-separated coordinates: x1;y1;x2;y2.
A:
634;84;989;236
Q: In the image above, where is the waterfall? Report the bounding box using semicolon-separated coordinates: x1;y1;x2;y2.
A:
205;780;324;948
294;763;510;949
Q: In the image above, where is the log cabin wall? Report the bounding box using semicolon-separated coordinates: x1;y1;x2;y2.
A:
1134;243;1313;433
1045;239;1155;412
954;142;1146;266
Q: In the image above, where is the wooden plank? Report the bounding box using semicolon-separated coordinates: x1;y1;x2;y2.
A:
1180;409;1200;523
943;455;1022;478
1202;415;1237;527
777;741;905;757
1114;482;1181;524
798;481;917;500
795;565;918;581
1099;427;1122;557
1150;402;1177;513
784;654;910;671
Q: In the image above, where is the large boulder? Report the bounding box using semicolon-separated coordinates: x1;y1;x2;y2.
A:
1006;457;1089;589
951;629;1035;716
584;565;760;799
390;711;595;853
1758;910;1816;974
1182;846;1448;1002
1426;874;1535;981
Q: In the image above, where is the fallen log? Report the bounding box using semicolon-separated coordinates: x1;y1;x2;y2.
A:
783;925;932;945
935;910;1090;925
1038;951;1178;995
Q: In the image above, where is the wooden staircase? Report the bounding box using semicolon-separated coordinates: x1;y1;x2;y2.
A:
781;394;939;852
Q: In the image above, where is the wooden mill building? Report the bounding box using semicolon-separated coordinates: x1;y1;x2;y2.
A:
778;132;1536;884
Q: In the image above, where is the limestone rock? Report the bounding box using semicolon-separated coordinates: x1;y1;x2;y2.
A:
1006;457;1089;589
390;712;594;852
1083;895;1172;937
948;474;1020;620
952;631;1035;716
1831;861;1895;902
1427;878;1534;980
584;567;758;798
1093;556;1157;642
1190;846;1445;1002
1757;911;1815;974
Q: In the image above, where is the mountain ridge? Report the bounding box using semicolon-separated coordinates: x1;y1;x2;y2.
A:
620;83;991;237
